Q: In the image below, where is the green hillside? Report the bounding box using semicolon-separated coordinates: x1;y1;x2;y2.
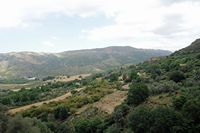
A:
1;40;200;133
0;46;171;79
101;39;200;132
177;39;200;54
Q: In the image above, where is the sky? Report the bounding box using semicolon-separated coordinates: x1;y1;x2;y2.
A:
0;0;200;53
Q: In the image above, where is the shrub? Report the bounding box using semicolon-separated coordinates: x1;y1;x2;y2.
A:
169;71;186;83
149;81;180;95
54;105;70;120
128;106;151;133
107;73;119;82
6;115;40;133
149;106;184;133
105;124;122;133
74;118;102;133
127;83;149;106
0;104;8;133
172;96;187;110
56;123;71;133
196;54;200;59
182;99;200;125
111;104;130;127
128;106;184;133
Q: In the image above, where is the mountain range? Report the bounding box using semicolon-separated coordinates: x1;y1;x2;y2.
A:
0;46;171;79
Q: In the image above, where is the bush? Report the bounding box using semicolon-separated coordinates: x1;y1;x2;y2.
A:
150;106;184;133
74;117;102;133
107;73;119;82
196;54;200;59
182;99;200;125
54;105;70;120
128;106;151;133
111;104;130;127
149;81;180;95
128;106;184;133
172;96;187;110
56;123;71;133
169;71;186;83
127;83;149;106
6;115;41;133
0;104;8;133
105;124;122;133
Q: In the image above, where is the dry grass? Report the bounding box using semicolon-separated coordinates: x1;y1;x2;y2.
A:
147;93;173;107
76;90;128;115
93;90;127;114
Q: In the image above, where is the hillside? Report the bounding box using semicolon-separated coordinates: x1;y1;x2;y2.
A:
176;39;200;54
0;39;200;133
100;39;200;132
0;46;171;79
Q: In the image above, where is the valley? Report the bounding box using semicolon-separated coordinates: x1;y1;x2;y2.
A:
0;39;200;133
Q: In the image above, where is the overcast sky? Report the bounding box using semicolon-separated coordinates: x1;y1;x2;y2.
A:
0;0;200;53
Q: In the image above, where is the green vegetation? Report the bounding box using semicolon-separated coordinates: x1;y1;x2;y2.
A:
22;80;116;118
168;71;186;83
99;39;200;132
127;83;149;106
74;117;103;133
0;80;81;107
54;105;70;120
0;39;200;133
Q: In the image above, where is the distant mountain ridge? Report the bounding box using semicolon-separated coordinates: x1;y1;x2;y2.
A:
0;46;171;78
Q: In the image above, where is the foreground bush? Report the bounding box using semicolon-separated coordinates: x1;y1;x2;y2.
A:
127;83;149;106
169;71;186;83
128;106;184;133
54;105;70;120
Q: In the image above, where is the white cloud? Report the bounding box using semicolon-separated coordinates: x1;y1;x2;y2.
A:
83;0;200;51
0;0;200;50
43;41;55;47
0;0;101;28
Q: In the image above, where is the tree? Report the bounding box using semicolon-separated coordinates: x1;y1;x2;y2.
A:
56;123;71;133
127;83;149;106
172;96;187;110
149;106;183;133
54;106;69;120
6;115;41;133
0;104;8;133
129;70;139;81
74;117;102;133
128;106;184;133
169;71;186;83
128;105;151;133
112;104;130;127
105;124;122;133
107;73;119;82
182;99;200;125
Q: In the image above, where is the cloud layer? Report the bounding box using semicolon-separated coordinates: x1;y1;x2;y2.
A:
0;0;200;51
